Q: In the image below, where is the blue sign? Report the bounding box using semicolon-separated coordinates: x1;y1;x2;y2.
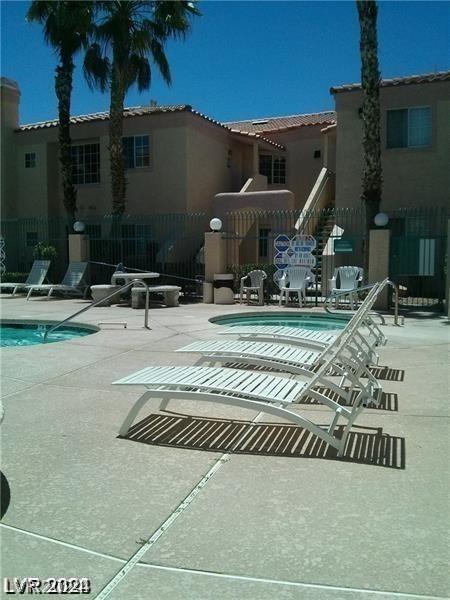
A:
274;235;291;253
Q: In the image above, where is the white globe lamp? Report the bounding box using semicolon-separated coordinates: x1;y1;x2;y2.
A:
73;221;86;233
209;218;222;232
374;212;389;227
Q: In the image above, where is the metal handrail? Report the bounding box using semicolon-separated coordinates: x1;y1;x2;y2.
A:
43;279;151;342
324;280;401;326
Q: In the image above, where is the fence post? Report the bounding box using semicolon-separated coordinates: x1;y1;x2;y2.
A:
204;231;226;303
68;233;90;262
368;228;390;310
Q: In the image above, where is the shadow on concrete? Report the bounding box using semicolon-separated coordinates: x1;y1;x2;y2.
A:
120;413;405;469
368;365;405;382
0;471;11;519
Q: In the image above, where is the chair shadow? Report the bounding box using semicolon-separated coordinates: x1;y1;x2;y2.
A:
119;413;405;469
368;366;405;382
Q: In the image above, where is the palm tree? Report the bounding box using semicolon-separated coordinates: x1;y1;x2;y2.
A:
88;1;200;217
356;0;383;261
27;2;99;223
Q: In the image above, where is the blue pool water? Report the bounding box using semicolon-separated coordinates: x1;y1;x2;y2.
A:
0;322;97;348
210;313;348;331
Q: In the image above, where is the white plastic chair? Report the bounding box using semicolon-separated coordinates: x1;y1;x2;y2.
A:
329;266;364;309
278;267;314;307
26;261;88;300
240;270;267;305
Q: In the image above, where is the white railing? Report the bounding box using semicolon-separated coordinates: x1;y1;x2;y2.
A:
295;167;335;233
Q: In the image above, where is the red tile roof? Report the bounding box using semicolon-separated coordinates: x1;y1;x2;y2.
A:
331;70;450;94
225;111;336;134
18;104;285;149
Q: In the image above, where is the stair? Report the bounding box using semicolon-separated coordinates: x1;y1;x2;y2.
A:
310;205;335;293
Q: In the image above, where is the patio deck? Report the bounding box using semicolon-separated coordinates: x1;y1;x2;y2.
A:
0;296;448;599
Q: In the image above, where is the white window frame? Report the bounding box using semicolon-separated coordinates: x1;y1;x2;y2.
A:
71;142;100;185
25;152;36;168
122;134;150;170
259;154;286;184
386;105;432;150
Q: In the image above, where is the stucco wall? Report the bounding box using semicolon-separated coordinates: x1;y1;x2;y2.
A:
334;81;450;210
1;81;20;218
263;125;327;210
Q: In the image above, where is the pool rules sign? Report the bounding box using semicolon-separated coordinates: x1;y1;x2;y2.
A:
273;234;316;282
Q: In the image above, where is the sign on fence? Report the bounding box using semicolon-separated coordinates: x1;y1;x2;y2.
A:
273;234;316;270
334;238;354;253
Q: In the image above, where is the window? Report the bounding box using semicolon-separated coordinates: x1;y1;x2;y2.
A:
259;154;286;184
71;143;100;184
258;228;270;258
25;152;36;168
26;232;38;247
122;135;150;169
387;107;432;149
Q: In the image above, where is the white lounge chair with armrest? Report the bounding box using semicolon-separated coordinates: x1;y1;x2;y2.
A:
182;281;386;373
26;261;88;300
329;266;364;309
278;266;314;307
114;326;382;458
218;280;388;354
240;269;267;305
176;284;383;397
0;260;50;297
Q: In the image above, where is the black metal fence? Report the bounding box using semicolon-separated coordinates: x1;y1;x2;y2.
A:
0;213;208;289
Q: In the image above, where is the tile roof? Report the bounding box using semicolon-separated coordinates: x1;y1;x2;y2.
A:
18;104;285;149
331;70;450;94
225;111;336;134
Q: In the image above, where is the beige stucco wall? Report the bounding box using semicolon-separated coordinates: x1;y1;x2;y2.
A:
263;125;327;210
334;81;450;210
1;80;20;218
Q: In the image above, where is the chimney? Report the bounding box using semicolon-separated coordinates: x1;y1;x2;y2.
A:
150;99;158;108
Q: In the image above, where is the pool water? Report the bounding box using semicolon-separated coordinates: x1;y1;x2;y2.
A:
0;322;96;348
210;313;348;331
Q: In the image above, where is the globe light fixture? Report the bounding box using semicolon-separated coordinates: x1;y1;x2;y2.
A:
73;221;86;233
209;217;222;232
374;212;389;227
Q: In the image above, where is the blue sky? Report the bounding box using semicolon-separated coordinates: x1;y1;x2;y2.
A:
1;1;449;125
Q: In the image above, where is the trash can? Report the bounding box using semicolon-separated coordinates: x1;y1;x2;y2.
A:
203;282;214;304
213;274;235;305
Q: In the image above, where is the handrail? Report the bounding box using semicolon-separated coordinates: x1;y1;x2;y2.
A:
43;279;151;342
324;280;401;326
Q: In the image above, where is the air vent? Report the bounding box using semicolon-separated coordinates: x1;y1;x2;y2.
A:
252;119;269;126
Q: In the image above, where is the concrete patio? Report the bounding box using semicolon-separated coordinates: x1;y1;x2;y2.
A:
0;296;448;599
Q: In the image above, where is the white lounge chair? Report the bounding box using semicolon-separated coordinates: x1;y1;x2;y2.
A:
218;281;388;354
177;283;383;386
0;260;50;297
278;267;314;307
114;327;382;457
329;266;364;309
240;270;267;306
26;261;88;300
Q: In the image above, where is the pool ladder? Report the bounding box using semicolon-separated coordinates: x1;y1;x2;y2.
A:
43;279;151;343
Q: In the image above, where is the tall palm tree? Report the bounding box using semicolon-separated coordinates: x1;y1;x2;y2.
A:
89;1;200;217
356;1;383;256
27;2;99;223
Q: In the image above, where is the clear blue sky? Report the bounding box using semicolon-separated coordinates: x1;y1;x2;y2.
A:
1;1;449;125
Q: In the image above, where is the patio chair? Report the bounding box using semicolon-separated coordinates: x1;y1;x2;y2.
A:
176;281;385;378
278;267;314;307
0;260;50;297
113;323;382;458
240;269;267;306
329;266;364;309
26;261;88;300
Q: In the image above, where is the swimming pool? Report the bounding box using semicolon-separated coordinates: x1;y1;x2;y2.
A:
210;312;348;331
0;321;98;348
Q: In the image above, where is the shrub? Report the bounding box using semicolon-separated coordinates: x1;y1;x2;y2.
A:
0;272;28;283
33;243;58;261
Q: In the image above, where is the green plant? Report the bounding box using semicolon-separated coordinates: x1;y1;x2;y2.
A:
0;272;28;283
33;243;58;261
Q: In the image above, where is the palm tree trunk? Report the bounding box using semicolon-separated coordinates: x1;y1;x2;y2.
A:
109;62;127;218
357;0;382;273
55;54;77;223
